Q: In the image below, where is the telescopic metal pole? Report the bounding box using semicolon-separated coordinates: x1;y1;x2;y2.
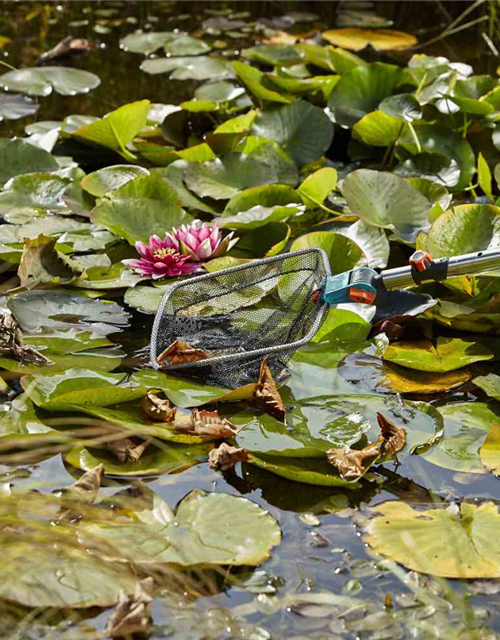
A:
380;249;500;290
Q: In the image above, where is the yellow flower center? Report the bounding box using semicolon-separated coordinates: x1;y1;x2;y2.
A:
153;247;176;260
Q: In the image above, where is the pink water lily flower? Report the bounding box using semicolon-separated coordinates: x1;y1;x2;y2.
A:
122;235;199;280
169;220;238;261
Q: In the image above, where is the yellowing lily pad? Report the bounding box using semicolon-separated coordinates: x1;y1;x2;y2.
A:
364;500;500;578
322;28;417;52
382;337;494;373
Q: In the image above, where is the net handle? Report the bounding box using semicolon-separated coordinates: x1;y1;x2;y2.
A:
149;247;331;369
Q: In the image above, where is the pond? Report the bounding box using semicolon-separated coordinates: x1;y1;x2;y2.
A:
2;1;500;638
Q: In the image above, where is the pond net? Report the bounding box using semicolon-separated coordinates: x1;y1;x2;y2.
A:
150;248;331;388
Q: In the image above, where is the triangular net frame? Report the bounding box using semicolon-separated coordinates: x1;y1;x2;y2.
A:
150;248;331;388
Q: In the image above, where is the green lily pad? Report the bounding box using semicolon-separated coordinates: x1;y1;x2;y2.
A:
324;220;390;268
291;231;364;275
249;454;361;488
352;109;403;147
474;374;500;400
23;329;112;355
75;262;146;290
140;56;232;81
423;402;500;474
379;93;422;122
195;80;246;103
154;161;218;214
297;43;364;75
397;124;475;191
424;204;500;257
66;441;211;476
21;367;146;411
81;165;150;197
394;153;460;188
328;62;407;127
364;500;500;578
217;203;304;230
341;169;431;243
251;100;334;166
238;137;299;186
79;487;281;566
223;184;301;216
72;100;150;157
297;168;338;209
0;139;58;185
480;423;500;477
0;173;71;221
312;309;372;343
232;61;293;104
0;394;54;438
8;289;130;335
184;153;278;200
130;369;229;408
0;93;38;121
91;175;191;244
124;282;168;313
0;66;100;97
241;44;302;67
382;337;494;373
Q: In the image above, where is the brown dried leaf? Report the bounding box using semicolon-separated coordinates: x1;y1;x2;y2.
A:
327;444;380;479
38;36;96;65
141;392;176;422
156;339;207;367
58;464;104;503
190;408;237;439
208;443;249;471
377;412;406;454
107;437;151;463
104;577;154;638
0;312;52;365
252;356;286;422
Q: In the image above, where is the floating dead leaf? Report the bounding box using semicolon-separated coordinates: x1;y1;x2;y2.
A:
0;312;52;364
104;577;154;638
377;412;406;454
209;442;249;470
37;36;96;65
156;339;208;367
327;413;406;479
327;443;380;479
141;392;176;422
172;408;237;440
252;356;286;422
261;30;301;45
107;437;151;463
57;463;104;503
322;28;417;51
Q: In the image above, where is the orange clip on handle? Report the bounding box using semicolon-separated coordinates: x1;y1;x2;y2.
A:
348;287;377;304
409;250;433;273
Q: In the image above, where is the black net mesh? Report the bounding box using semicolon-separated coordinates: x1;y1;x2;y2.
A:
150;249;330;388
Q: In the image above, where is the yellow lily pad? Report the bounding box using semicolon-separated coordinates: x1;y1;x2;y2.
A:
480;423;500;476
364;500;500;578
322;28;417;52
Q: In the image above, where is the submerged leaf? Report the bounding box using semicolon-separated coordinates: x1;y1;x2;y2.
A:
157;339;208;367
209;442;249;470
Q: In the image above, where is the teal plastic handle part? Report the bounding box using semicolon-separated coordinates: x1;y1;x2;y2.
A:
322;268;379;305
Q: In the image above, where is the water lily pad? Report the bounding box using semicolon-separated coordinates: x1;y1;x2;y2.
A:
72;100;150;157
328;62;406;127
217;203;303;230
423;402;500;474
291;231;364;275
424;204;500;257
0;139;58;185
474;374;500;401
195;80;246;103
0;66;100;96
241;44;302;67
21;367;146;411
379;93;422;122
297;168;338;209
394;153;460;188
397;124;475;191
79;488;281;566
8;289;130;335
223;184;301;216
480;423;500;477
364;500;500;578
296;43;364;75
75;263;146;290
324;220;390;269
341;169;431;243
251;100;334;166
0;93;39;121
66;441;211;476
17;235;84;290
382;337;494;372
249;454;361;488
140;56;232;81
184;153;278;200
91;175;191;244
323;28;417;52
232;61;293;104
81;165;150;197
154;162;217;215
0;173;71;221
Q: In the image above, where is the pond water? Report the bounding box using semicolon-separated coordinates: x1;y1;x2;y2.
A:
2;1;500;639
